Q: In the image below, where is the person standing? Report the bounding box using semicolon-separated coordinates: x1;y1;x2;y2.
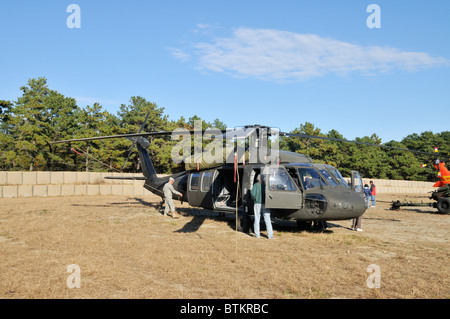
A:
363;183;371;208
251;174;274;239
351;183;369;232
163;177;183;218
369;180;376;208
352;217;363;231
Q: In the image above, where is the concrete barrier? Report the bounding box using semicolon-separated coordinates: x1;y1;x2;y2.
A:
0;171;436;198
359;178;435;194
0;171;152;198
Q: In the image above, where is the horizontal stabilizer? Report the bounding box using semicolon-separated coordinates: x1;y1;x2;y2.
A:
104;176;146;180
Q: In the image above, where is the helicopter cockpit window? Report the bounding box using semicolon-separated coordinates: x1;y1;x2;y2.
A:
268;168;296;191
327;168;350;188
298;167;327;190
318;169;339;187
190;172;200;191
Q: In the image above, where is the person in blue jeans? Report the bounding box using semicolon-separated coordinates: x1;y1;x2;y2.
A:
370;180;376;208
251;174;274;239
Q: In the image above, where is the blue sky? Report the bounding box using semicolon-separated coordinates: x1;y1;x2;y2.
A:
1;0;449;142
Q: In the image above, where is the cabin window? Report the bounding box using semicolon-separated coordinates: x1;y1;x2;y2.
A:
190;172;200;191
201;171;214;192
298;167;328;190
268;168;297;191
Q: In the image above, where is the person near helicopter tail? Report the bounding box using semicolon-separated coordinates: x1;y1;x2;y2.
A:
163;177;183;218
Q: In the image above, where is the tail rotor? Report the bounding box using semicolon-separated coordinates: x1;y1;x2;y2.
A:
122;111;151;171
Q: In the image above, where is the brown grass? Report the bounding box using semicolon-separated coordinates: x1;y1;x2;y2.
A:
0;193;448;299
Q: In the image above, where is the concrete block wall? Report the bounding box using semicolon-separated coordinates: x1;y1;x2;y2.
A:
0;171;153;198
0;171;436;198
347;178;435;194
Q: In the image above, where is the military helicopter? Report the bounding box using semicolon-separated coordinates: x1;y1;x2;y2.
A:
51;122;449;232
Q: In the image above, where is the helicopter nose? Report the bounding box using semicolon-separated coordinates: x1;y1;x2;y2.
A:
330;193;366;218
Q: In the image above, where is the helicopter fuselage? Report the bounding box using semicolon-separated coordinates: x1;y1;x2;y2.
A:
156;160;366;225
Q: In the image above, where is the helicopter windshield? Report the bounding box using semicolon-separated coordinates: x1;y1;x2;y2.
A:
318;169;339;187
327;167;350;188
298;167;327;190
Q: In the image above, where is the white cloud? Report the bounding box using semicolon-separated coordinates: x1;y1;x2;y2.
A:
176;27;449;81
168;47;191;62
192;23;220;35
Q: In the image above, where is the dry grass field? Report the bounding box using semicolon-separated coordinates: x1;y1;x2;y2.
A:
0;192;448;299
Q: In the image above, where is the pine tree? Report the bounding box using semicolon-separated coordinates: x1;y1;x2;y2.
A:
9;77;79;171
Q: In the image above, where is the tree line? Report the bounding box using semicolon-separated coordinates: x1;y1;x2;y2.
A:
1;77;448;182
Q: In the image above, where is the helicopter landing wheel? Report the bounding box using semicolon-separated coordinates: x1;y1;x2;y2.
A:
237;211;251;233
296;220;312;231
436;198;450;214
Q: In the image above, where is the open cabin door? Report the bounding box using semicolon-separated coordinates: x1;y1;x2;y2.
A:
264;166;303;209
351;171;364;195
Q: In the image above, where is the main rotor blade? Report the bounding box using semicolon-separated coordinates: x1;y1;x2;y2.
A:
280;132;449;159
50;131;182;144
50;129;228;145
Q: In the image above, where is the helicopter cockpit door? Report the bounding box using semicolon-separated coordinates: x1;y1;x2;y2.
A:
351;171;364;195
264;166;302;209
